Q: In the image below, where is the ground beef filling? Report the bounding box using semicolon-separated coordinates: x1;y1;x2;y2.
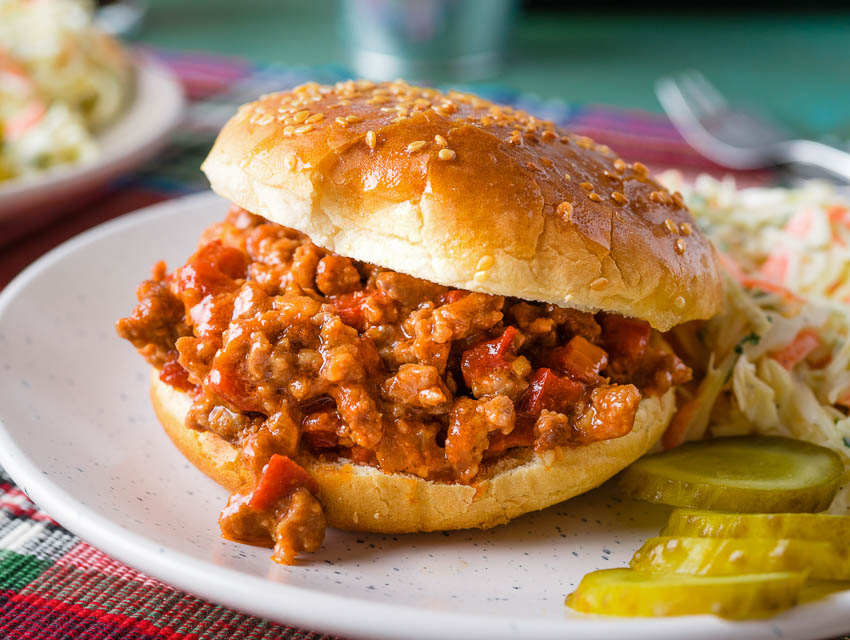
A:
117;206;692;562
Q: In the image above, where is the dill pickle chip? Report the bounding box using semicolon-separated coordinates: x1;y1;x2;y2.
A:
663;509;850;545
566;568;805;618
631;536;850;580
619;436;843;512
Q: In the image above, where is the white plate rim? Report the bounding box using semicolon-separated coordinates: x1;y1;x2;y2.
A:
0;53;185;216
0;192;848;640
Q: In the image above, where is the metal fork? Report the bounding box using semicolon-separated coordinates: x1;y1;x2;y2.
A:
656;71;850;183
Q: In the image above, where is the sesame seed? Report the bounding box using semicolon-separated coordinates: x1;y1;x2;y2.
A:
560;136;570;144
346;115;361;123
611;191;628;205
679;222;692;235
632;161;649;176
576;136;594;149
527;162;540;171
579;182;594;191
649;190;669;204
613;158;626;172
474;271;488;283
255;115;274;126
366;131;377;150
673;295;686;310
283;125;296;136
306;113;324;124
541;157;553;168
672;191;685;208
434;134;448;147
294;124;313;134
542;130;558;142
590;277;609;290
292;110;311;124
588;192;602;202
564;173;572;181
438;148;456;161
335;116;348;127
284;155;296;170
563;293;573;303
476;255;495;271
664;218;678;233
406;140;427;153
480;116;492;126
557;201;573;218
596;144;611;154
675;238;686;254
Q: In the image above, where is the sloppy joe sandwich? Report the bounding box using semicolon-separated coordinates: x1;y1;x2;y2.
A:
117;80;723;564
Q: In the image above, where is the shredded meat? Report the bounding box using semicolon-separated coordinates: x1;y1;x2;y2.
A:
117;205;692;561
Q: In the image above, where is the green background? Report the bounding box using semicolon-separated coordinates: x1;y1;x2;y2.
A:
137;2;850;139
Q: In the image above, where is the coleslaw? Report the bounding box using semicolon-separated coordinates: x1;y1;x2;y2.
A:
659;173;850;513
0;0;133;182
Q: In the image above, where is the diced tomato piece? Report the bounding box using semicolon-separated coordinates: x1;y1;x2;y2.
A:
770;329;820;370
329;290;390;331
541;336;608;383
486;413;535;457
249;455;319;511
439;290;468;305
176;241;248;297
159;355;194;392
300;409;342;450
206;366;264;413
460;326;517;387
521;368;584;417
601;315;651;368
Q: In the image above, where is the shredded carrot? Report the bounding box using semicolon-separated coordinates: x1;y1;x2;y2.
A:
662;395;700;450
739;275;805;303
770;329;821;370
758;251;790;284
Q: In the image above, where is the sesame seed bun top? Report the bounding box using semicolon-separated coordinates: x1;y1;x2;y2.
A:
201;80;722;331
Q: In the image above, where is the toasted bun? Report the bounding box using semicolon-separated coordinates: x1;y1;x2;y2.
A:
151;371;675;533
202;81;722;331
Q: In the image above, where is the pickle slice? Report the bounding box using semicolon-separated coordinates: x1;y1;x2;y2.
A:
619;436;842;512
631;536;850;580
663;509;850;545
566;568;805;618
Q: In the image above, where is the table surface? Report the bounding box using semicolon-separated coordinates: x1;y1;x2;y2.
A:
137;1;850;141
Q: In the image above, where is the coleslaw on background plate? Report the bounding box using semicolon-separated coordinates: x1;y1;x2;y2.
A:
0;0;133;182
659;173;850;513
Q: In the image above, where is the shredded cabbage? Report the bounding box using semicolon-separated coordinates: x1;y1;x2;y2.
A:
659;174;850;514
0;0;132;181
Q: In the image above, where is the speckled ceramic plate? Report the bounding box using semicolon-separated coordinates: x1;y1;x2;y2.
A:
0;192;848;640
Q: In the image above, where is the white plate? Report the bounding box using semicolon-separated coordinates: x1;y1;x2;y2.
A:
0;192;847;640
0;55;184;231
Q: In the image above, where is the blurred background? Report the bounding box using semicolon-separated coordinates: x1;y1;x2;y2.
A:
124;0;850;141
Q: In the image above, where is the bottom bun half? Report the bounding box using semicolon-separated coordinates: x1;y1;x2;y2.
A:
151;371;675;533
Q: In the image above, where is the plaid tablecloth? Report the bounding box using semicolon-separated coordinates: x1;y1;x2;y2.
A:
0;49;808;639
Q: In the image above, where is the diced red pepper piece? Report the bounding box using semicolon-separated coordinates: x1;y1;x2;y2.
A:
249;455;319;511
159;355;194;392
541;336;608;383
176;241;249;297
439;290;468;305
521;368;584;417
486;413;535;458
301;410;343;450
460;326;518;387
206;366;264;414
602;315;651;369
329;290;390;331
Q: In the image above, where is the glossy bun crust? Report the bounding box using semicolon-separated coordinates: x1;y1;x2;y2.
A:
202;80;722;331
151;371;675;533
